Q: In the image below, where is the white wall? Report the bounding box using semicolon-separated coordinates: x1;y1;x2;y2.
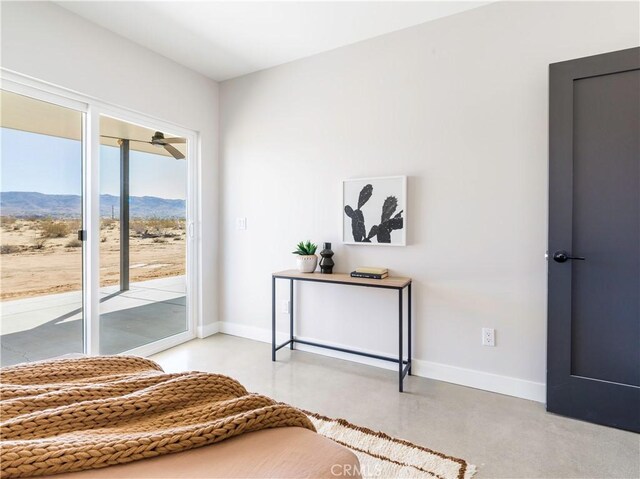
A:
219;1;639;401
0;2;220;330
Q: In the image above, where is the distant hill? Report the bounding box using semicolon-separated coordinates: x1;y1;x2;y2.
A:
0;192;185;219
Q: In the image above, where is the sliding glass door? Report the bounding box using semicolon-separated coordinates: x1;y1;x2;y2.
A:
0;91;84;365
98;116;188;354
0;83;196;365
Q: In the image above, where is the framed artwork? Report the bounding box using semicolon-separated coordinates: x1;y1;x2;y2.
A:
342;175;406;246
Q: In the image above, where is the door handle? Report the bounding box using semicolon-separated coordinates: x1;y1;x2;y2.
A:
552;250;585;263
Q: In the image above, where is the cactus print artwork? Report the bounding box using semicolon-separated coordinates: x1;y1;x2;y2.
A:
343;176;406;245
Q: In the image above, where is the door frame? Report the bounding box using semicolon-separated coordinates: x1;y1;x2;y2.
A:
0;69;202;357
547;47;640;431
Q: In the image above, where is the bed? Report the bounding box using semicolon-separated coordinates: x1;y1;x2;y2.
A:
46;427;359;479
1;356;360;479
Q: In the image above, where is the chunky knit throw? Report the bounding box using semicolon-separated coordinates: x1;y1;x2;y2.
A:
0;356;315;478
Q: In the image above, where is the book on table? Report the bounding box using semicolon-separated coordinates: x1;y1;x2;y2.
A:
354;267;388;275
350;271;389;279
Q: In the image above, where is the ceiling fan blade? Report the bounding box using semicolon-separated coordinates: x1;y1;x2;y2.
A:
164;143;185;160
163;137;186;144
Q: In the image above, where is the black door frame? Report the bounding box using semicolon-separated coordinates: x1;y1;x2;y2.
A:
547;47;640;432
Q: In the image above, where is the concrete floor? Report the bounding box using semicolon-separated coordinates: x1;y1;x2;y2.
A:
0;276;186;366
152;334;640;479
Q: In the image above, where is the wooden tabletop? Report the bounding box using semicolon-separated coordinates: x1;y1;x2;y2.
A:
273;270;411;288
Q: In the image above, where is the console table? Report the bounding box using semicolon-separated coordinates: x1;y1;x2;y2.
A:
271;270;412;392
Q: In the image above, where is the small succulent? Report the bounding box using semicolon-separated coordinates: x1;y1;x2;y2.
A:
292;240;317;255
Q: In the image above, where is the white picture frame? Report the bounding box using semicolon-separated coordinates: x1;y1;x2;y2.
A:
342;175;407;246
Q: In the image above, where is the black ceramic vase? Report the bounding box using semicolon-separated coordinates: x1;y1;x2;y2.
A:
319;242;335;274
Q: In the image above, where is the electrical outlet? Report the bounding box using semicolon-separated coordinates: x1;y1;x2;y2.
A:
236;217;247;230
281;300;290;314
482;328;495;347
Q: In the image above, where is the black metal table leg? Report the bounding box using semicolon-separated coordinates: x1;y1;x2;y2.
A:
290;279;294;349
408;282;412;375
272;276;276;361
399;288;403;392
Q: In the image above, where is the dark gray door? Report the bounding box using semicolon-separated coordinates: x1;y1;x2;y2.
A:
548;47;640;432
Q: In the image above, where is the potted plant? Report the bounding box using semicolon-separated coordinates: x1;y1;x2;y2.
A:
292;240;318;273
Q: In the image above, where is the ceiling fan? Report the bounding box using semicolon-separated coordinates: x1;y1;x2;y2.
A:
101;131;186;160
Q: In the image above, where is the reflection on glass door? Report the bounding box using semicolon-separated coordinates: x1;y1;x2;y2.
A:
0;90;84;365
99;116;187;354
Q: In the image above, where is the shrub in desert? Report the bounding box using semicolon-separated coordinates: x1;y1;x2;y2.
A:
130;220;148;237
0;244;20;254
67;219;82;231
40;220;70;238
152;238;167;244
147;218;180;230
1;216;17;229
100;218;118;231
66;239;82;248
148;218;183;235
32;237;48;250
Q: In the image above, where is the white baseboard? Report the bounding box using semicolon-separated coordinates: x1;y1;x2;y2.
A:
219;321;268;343
411;359;546;403
217;321;546;403
197;321;220;338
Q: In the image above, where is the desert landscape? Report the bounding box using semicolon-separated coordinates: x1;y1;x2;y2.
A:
0;216;186;301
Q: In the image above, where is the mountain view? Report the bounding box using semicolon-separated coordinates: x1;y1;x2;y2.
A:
0;192;185;219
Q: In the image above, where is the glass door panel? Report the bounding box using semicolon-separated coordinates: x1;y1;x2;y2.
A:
0;90;84;365
99;116;187;354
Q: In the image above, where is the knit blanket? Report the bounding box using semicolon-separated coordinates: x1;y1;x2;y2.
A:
0;356;315;478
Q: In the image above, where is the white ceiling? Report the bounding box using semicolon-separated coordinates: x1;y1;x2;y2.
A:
57;1;490;82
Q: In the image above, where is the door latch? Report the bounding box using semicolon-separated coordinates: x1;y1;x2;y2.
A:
552;250;586;263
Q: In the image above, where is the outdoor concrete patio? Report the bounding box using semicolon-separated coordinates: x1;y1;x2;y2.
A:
0;276;186;366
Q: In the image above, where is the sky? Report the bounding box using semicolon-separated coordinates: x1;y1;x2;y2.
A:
0;128;187;200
